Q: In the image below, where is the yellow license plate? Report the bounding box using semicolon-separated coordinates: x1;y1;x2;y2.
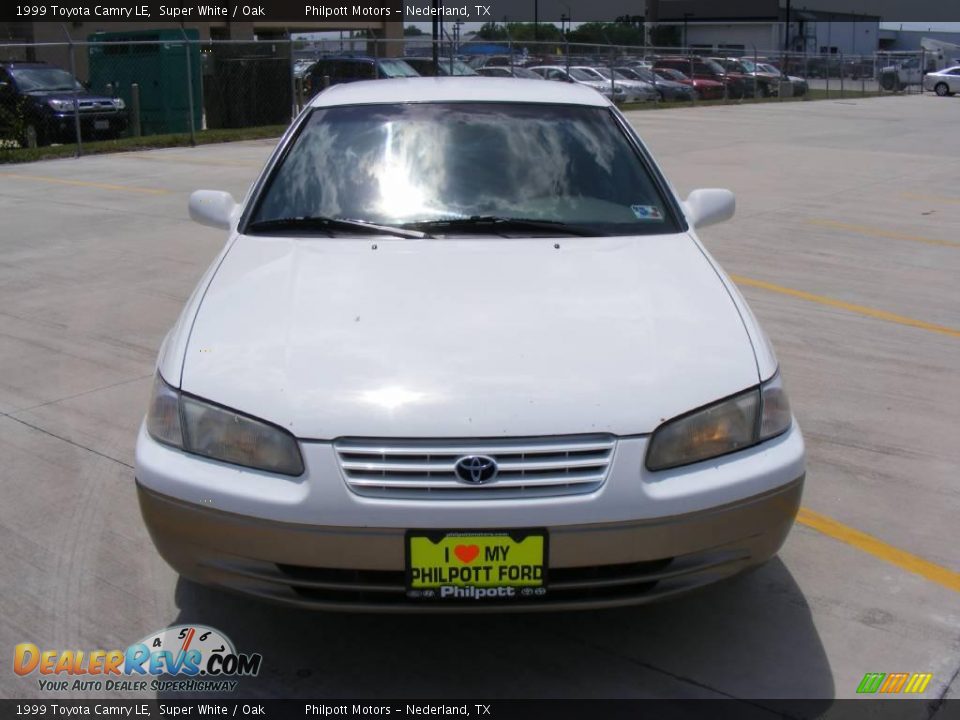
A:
406;530;547;601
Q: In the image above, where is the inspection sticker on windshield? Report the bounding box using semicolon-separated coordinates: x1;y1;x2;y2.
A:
631;204;663;220
406;530;547;601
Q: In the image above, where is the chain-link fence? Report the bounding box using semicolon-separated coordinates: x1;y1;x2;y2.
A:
0;34;936;157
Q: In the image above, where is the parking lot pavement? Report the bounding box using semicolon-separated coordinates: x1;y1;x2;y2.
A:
1;95;957;706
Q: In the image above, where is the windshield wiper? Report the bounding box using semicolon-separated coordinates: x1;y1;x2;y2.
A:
404;216;603;237
246;216;431;239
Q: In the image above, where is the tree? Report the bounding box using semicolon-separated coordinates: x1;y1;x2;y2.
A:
476;22;508;41
403;26;425;36
568;22;645;46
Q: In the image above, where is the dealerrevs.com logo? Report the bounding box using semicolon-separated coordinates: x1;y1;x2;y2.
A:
14;625;262;693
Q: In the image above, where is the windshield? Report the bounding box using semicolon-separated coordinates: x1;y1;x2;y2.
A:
568;68;596;81
439;59;478;76
703;59;727;74
378;59;419;78
659;68;689;82
250;102;678;236
739;60;757;72
10;67;83;92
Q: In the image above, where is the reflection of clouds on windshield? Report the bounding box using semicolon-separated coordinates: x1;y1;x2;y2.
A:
255;103;656;228
374;120;450;222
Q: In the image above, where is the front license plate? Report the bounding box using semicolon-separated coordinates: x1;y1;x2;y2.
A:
406;529;547;601
94;120;109;130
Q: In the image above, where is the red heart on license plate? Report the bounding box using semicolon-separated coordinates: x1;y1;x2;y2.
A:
454;544;479;564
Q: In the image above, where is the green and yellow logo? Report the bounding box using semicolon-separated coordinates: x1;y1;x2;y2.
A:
857;672;933;694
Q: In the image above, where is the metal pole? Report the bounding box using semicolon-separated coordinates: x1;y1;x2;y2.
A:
288;32;296;119
60;24;82;156
180;25;196;147
131;83;141;137
431;1;439;68
840;50;844;98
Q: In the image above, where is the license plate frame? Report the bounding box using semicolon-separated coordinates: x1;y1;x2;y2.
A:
405;529;548;601
93;119;110;130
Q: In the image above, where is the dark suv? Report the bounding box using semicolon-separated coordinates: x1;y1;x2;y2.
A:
304;56;419;96
0;61;128;147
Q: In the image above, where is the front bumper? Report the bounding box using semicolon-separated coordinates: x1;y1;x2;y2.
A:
48;111;128;140
135;423;805;612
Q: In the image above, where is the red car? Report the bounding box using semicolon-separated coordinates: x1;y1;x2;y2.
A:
654;66;725;100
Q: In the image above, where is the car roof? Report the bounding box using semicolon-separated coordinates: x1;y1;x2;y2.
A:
310;77;610;108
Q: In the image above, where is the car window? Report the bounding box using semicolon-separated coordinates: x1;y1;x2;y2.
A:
378;59;418;78
10;67;82;92
250;102;680;236
568;68;595;81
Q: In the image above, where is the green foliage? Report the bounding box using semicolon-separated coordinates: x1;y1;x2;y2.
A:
0;124;287;164
0;95;30;148
568;22;645;46
403;26;425;36
476;22;563;44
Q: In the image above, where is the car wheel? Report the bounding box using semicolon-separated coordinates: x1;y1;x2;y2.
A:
879;72;897;91
934;82;950;97
21;123;43;149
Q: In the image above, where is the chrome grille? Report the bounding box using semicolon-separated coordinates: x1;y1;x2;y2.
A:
335;435;615;500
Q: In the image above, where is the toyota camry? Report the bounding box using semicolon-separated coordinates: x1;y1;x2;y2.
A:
135;78;805;611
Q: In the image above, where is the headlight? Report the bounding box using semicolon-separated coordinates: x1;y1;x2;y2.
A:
646;372;792;471
48;98;75;112
146;374;304;476
114;98;126;110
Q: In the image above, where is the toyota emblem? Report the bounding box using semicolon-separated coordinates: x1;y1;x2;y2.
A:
454;455;498;484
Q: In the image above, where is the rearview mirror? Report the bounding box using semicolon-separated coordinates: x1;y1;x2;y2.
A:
683;189;735;229
189;190;237;230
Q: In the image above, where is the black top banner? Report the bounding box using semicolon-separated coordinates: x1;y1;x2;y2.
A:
1;0;959;24
2;699;959;720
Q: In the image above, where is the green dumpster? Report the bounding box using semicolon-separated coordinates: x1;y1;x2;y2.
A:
88;28;202;136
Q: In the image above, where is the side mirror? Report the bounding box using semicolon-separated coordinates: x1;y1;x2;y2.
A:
684;188;735;229
189;190;237;230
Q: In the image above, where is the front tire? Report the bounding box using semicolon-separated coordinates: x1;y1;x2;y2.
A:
20;123;44;149
934;82;951;97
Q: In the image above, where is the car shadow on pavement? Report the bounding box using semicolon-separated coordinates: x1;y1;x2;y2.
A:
161;557;832;705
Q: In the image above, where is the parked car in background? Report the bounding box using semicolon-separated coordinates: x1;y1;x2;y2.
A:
655;57;749;98
0;61;128;147
616;66;696;101
755;62;808;97
654;67;725;100
922;66;960;96
710;58;767;96
404;57;478;77
476;66;544;80
304;56;419;96
139;77;805;612
468;55;518;69
527;65;627;102
586;66;658;102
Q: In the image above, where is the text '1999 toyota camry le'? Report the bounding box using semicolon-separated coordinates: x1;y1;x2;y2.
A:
135;77;805;612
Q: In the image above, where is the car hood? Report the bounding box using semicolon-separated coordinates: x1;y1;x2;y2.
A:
26;90;116;103
180;233;759;439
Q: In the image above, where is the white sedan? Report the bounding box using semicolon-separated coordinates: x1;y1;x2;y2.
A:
923;66;960;96
136;78;805;611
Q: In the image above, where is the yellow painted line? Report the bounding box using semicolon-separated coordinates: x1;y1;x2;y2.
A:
797;507;960;593
730;275;960;339
902;192;960;205
807;218;960;248
0;172;169;195
123;154;259;168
